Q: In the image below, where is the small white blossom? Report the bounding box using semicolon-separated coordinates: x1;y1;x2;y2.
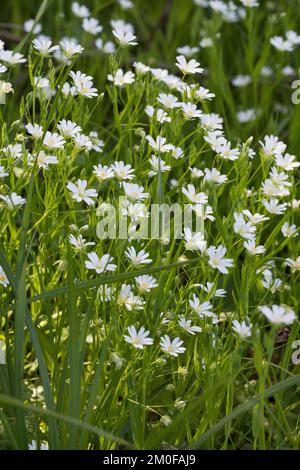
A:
175;55;203;74
85;252;116;273
67;179;97;205
160;335;185;357
124;326;153;349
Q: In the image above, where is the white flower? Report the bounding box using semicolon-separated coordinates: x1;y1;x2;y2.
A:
135;275;158;292
262;199;287;215
53;47;71;64
281;222;298;238
157;93;181;109
163;73;181;89
121;201;148;222
178;315;202;335
207;245;234;274
67;179;97;205
201;113;223;131
3;143;22;159
286;30;300;45
60;39;84;58
104;41;116;54
85;252;116;273
24;19;42;35
264;180;285;198
176;45;199;57
34;76;50;89
0;265;9;287
243;239;266;255
199;37;213;48
111;161;135;180
260;66;272;77
216;140;240;161
93;164;114;181
268;167;292;191
260;268;282;293
117;284;144;311
171;146;184;159
0;63;7;73
61;81;77;97
145;106;171;123
112;29;137;46
32;39;58;55
232;75;252;87
107;69;135;87
28;440;49;450
148;155;171;176
232;320;252;339
195;86;215;101
275;153;300;171
111;352;123;368
270;36;293;52
146;135;173;153
89;131;104;152
183;228;207;252
175;55;203;74
124;326;153;349
82;17;102;35
160;415;172;426
133;61;151;74
0;193;26;210
182;184;208;205
204;130;224;149
199;281;226;298
73;133;93;150
57;119;82;138
118;0;134;9
181;102;202;120
189;295;214;318
233;213;256;240
204;168;227;184
25;123;43;139
125;247;152;266
190;167;204;178
71;2;90;18
242;210;269;224
259;135;286;158
0;166;8;178
95;39;116;54
291;199;300;209
111;19;134;32
240;0;259;6
117;284;133;306
28;151;58;170
69;234;95;251
69;71;98;98
192;204;215;221
286;257;300;272
260;305;296;325
237;109;256;123
0;80;13;95
123;182;149;201
151;67;169;81
43;131;65;149
0;50;26;65
160;335;185;357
